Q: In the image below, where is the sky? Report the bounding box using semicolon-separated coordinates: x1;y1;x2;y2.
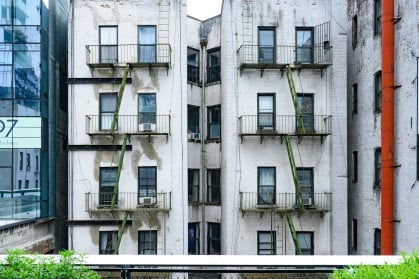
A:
187;0;222;20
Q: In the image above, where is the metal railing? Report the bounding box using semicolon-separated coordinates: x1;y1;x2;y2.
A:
85;192;172;213
0;194;40;218
240;192;332;212
86;115;170;135
239;115;331;136
85;44;171;66
237;45;332;67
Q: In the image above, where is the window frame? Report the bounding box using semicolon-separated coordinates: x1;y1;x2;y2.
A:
138;25;157;63
374;71;382;113
257;93;276;132
352;15;358;48
99;25;118;63
207;168;221;204
296;168;314;206
207;222;221;255
295;27;314;64
257;167;276;205
374;228;381;255
99;167;117;207
374;0;382;36
352;151;358;183
187;105;200;134
207;47;221;83
138;230;157;255
138;93;157;126
138;166;157;199
188;169;200;203
297;94;314;133
257;231;276;255
188;222;200;255
207;105;221;140
352;219;358;251
99;231;118;254
187;47;200;83
258;27;276;64
99;92;117;131
374;148;381;188
352;83;358;115
296;231;314;255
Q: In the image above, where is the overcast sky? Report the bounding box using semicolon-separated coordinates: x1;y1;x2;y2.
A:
187;0;222;20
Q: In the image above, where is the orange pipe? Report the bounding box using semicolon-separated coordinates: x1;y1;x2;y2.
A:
381;0;394;255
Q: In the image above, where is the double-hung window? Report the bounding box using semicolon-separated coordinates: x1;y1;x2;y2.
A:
297;94;314;133
207;169;221;203
296;28;314;64
207;105;221;140
296;232;314;255
258;231;276;255
138;93;156;131
138;167;157;204
187;47;200;83
138;231;157;255
297;168;313;206
258;27;275;64
188;169;200;203
352;83;358;115
374;0;382;36
352;15;358;48
188;105;200;134
188;223;200;255
258;94;275;131
374;71;382;113
99;167;117;207
258;167;275;205
208;223;220;255
100;93;117;131
207;47;220;83
374;228;381;255
138;26;156;63
99;26;117;63
352;151;358;183
99;231;117;254
374;148;381;188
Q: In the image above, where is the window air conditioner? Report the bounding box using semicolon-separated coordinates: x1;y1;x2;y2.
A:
138;196;157;206
303;197;313;206
139;123;156;132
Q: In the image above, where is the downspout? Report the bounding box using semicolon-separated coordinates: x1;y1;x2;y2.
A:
200;35;208;255
381;0;395;255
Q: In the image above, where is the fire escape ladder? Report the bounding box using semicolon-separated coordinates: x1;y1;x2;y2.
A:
285;65;306;134
114;211;129;255
242;0;254;46
110;64;130;136
285;212;302;255
158;0;170;45
110;134;128;211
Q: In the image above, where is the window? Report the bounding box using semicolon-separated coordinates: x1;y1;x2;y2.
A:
297;94;314;132
26;153;30;171
374;228;381;255
35;155;39;171
297;168;313;206
208;223;220;254
188;105;200;134
258;94;275;131
258;27;275;64
18;180;22;190
188;223;200;255
99;231;117;254
35;179;38;189
374;148;381;188
19;152;23;170
24;180;29;189
258;167;275;205
207;105;221;140
99;26;117;63
352;83;358;115
138;167;157;202
207;169;221;203
352;151;358;183
296;27;314;63
207;47;220;83
374;0;382;36
374;71;382;112
258;231;276;255
99;167;117;206
296;232;313;255
352;15;358;47
138;93;156;130
138;26;156;63
138;231;157;255
187;47;199;83
352;219;358;251
188;169;199;203
99;93;117;130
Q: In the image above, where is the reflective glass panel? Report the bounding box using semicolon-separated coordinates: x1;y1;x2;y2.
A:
13;26;41;43
14;0;41;25
0;65;12;98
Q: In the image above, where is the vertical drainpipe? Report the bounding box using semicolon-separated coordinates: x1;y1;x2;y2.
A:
381;0;395;255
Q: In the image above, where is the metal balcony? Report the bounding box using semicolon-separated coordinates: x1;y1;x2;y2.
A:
239;192;332;214
237;45;332;75
85;115;170;139
85;44;171;69
85;192;172;215
239;115;331;142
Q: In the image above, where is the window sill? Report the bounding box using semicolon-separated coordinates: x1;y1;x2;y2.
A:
205;202;221;206
205;80;221;86
206;139;221;144
187;81;202;87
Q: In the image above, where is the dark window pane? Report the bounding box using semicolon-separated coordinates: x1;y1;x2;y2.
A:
208;105;221;139
296;28;313;64
188;223;200;255
187;105;199;133
207;48;220;82
258;231;276;255
138;167;157;198
138;231;157;255
208;223;220;254
14;50;41;99
0;27;13;43
0;65;12;98
187;48;199;83
99;231;117;254
138;93;156;125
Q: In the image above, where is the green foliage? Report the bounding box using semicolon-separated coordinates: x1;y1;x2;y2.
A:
0;249;100;279
332;251;419;279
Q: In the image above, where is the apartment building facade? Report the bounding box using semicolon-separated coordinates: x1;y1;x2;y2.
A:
348;0;419;255
68;0;347;255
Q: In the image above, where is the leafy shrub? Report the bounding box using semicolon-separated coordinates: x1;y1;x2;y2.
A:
0;249;100;279
332;251;419;279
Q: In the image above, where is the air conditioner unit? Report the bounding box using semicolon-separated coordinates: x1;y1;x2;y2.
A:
138;196;157;206
192;133;200;141
303;197;313;206
139;123;156;132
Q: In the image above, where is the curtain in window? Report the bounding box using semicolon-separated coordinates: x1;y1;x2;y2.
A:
296;30;313;64
138;167;156;197
138;26;156;63
258;95;274;130
138;94;156;124
258;168;275;204
100;94;116;130
99;232;116;254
